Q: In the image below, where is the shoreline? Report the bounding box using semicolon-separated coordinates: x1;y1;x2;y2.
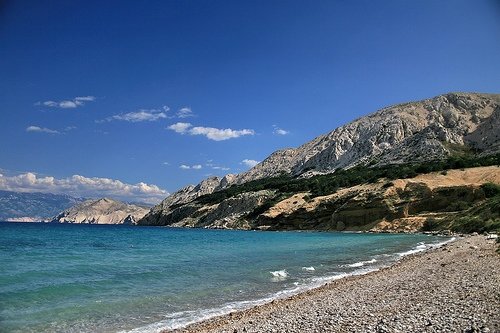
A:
167;234;499;333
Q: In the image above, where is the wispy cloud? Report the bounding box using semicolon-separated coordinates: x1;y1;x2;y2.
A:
36;96;96;109
176;107;195;118
0;171;168;204
212;166;230;171
168;122;255;141
205;161;230;171
26;125;77;134
273;125;290;135
242;159;259;168
179;164;202;170
98;106;169;123
26;125;59;134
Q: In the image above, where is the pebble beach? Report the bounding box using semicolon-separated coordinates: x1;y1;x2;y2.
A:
171;235;500;333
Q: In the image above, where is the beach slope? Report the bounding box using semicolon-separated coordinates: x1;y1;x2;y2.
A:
174;235;499;333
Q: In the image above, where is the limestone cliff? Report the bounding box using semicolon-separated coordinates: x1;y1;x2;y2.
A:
50;198;149;224
235;92;500;182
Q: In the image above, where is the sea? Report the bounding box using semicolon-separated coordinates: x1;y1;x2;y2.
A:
0;222;452;333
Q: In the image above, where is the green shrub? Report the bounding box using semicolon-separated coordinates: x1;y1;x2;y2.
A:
481;183;500;198
451;216;500;233
422;218;443;231
448;200;471;212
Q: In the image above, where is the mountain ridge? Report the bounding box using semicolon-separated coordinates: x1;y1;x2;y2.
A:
139;92;500;229
0;190;85;221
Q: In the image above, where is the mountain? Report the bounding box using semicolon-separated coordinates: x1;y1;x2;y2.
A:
138;92;500;231
50;198;150;224
233;92;500;183
0;190;85;222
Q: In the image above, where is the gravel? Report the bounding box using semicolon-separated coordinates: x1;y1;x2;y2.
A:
167;235;500;333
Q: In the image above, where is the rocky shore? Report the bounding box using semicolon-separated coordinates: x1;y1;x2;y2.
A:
170;235;499;333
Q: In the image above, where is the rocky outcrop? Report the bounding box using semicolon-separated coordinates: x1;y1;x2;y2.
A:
139;92;500;228
50;198;149;224
139;190;275;229
140;176;225;225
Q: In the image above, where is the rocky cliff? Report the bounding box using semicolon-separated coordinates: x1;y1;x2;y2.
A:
50;198;150;224
139;92;500;230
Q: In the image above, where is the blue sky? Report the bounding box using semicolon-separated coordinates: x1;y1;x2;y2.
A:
0;0;499;203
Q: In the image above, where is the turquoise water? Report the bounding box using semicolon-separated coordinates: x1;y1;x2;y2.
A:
0;223;451;332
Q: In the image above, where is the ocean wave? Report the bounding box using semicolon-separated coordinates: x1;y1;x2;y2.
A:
346;258;377;268
270;269;288;281
301;266;315;271
398;237;456;257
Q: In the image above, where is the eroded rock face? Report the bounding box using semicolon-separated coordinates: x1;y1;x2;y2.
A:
139;93;500;228
50;198;149;224
139;190;275;229
255;166;500;232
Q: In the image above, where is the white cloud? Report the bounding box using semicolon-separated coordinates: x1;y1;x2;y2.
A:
179;164;202;170
59;101;78;108
212;166;230;171
273;125;290;135
190;126;255;141
74;96;96;102
168;122;192;133
168;122;255;141
99;106;169;123
26;125;59;134
36;96;96;109
176;107;195;118
162;162;170;166
0;171;168;204
242;159;259;168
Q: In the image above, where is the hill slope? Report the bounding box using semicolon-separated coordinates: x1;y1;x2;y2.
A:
139;92;500;230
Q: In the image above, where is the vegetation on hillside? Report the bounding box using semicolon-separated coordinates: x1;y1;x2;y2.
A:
194;153;500;206
191;153;500;233
422;182;500;233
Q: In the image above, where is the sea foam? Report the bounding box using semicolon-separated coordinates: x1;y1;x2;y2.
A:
398;237;456;257
270;269;288;278
346;258;377;268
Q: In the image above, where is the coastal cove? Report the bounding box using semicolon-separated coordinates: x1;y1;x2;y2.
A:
178;235;500;333
0;223;451;333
